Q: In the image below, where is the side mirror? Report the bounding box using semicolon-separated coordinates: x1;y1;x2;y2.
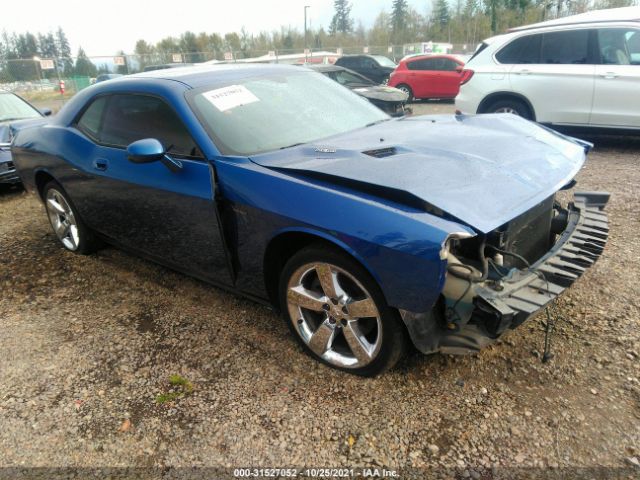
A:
40;108;53;116
127;138;165;163
127;138;183;173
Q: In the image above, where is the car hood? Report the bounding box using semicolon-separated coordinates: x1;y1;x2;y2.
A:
352;85;408;103
250;114;589;234
0;117;46;146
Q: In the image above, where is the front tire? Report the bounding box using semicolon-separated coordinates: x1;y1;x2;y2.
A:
43;180;101;254
279;244;407;376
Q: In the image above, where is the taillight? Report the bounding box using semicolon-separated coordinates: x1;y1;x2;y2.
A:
459;69;474;86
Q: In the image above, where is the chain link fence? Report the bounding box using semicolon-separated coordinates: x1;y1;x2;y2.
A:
1;43;471;107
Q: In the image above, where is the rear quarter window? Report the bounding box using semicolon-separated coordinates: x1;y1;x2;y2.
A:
496;34;542;64
76;96;108;141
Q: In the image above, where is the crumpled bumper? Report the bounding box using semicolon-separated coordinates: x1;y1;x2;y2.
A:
401;191;610;355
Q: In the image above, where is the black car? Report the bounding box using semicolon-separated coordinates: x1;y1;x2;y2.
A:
308;65;409;116
95;73;123;83
334;55;397;84
0;90;49;186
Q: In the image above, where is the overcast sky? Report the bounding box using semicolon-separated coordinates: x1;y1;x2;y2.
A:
5;0;432;56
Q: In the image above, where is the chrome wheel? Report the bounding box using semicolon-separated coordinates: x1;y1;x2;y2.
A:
45;188;80;251
287;262;382;369
494;106;520;115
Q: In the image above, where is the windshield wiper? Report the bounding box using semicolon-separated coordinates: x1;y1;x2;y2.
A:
365;119;390;128
0;117;24;123
280;142;305;150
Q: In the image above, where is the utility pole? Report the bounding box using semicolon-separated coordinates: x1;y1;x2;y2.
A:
304;5;310;59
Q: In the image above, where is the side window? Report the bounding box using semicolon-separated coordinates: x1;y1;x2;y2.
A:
434;58;459;71
541;30;589;64
76;96;108;141
496;34;542;64
407;58;436;70
363;58;376;68
100;94;202;157
597;28;640;65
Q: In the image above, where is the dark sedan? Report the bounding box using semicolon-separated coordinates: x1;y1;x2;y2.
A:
334;54;397;84
307;64;409;116
0;90;49;186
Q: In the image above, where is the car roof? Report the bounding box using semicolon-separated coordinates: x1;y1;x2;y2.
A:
510;6;640;32
401;54;461;63
127;63;308;89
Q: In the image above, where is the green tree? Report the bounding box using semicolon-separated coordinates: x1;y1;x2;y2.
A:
330;0;354;35
433;0;451;28
134;39;155;69
74;47;97;77
56;27;73;75
391;0;409;43
180;31;201;61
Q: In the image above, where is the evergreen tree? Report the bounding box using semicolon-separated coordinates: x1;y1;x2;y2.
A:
39;32;59;58
74;47;97;77
433;0;451;28
391;0;409;42
330;0;354;35
55;27;73;75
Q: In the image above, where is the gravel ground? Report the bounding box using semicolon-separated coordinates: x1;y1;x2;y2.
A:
1;102;639;478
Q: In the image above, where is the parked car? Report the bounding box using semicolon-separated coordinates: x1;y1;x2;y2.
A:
95;73;123;83
12;65;609;376
334;55;397;84
0;90;50;186
307;64;409;116
456;6;640;129
389;54;465;101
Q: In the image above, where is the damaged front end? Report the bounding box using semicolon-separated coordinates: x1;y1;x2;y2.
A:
401;190;610;355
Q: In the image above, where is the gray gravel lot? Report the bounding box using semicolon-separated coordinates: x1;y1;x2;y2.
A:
1;101;639;477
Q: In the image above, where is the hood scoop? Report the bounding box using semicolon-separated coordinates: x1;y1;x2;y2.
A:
362;146;397;158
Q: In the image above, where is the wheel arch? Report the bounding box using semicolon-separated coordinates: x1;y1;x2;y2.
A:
34;169;57;200
477;91;536;121
263;228;384;311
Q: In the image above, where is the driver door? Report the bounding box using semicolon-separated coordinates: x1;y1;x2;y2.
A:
70;93;232;284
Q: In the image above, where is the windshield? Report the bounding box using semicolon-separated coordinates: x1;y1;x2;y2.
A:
372;55;397;68
190;71;389;156
0;93;41;122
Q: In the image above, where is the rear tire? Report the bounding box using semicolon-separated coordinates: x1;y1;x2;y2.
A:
43;180;101;255
485;98;533;120
396;84;414;102
279;244;407;376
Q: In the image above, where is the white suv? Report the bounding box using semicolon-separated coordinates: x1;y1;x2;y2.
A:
456;7;640;129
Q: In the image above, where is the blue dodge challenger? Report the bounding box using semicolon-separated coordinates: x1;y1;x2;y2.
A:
11;64;609;376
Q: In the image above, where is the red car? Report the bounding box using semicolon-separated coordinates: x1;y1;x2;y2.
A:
388;54;465;101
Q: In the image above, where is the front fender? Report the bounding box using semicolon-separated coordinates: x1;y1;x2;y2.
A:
215;157;473;313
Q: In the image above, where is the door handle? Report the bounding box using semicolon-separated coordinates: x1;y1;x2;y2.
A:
93;158;108;171
600;72;618;79
515;69;531;75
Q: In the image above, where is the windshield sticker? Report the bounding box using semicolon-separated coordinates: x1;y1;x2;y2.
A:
202;85;259;112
